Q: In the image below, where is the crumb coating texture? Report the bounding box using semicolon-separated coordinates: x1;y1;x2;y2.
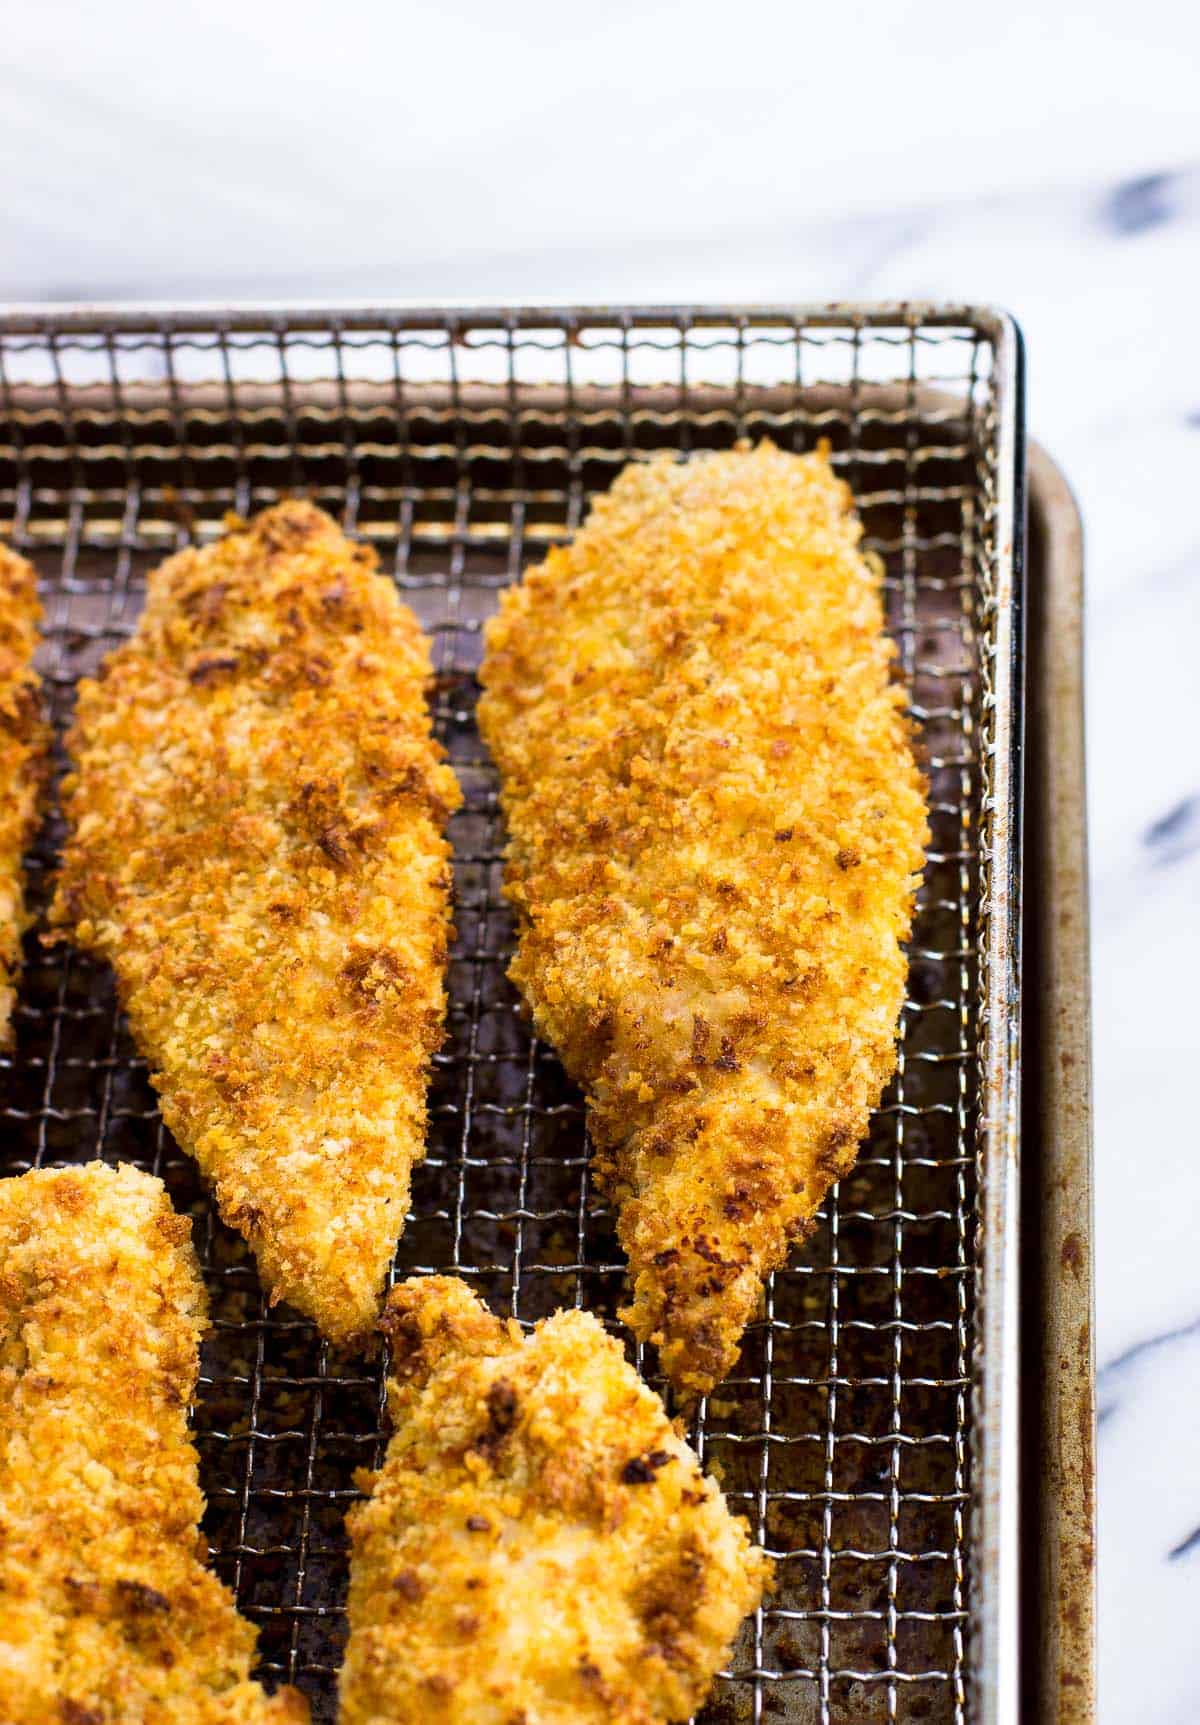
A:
0;1161;308;1723
478;444;929;1393
0;544;48;1046
339;1275;770;1724
50;503;461;1344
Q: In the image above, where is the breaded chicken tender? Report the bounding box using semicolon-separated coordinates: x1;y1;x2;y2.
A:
0;545;48;1047
339;1275;769;1724
49;503;461;1345
0;1160;308;1723
478;443;928;1395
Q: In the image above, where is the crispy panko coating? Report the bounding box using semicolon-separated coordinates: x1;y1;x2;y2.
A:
0;1160;308;1723
339;1276;769;1725
478;443;929;1396
48;503;461;1345
0;545;49;1047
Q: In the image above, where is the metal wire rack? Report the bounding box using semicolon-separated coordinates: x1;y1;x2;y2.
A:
0;304;1022;1725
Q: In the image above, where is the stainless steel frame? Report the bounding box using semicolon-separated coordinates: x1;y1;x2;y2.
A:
0;303;1026;1723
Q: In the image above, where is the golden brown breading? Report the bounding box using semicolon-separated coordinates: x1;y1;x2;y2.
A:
0;545;48;1048
339;1276;769;1725
0;1160;308;1724
478;443;929;1396
48;503;461;1345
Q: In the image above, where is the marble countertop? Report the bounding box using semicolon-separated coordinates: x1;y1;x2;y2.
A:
5;2;1200;1714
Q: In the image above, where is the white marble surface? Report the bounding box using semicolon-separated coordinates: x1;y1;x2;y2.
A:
4;3;1200;1714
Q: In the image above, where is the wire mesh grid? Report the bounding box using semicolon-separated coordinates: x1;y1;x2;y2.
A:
0;306;1008;1724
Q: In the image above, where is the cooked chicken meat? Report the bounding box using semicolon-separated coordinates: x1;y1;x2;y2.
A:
339;1275;770;1723
478;443;928;1394
0;544;47;1047
0;1160;308;1723
50;503;460;1344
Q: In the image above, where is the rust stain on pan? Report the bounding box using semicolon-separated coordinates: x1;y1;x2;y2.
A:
1026;441;1097;1725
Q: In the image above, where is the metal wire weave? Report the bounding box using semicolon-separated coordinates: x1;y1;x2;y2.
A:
0;306;1003;1724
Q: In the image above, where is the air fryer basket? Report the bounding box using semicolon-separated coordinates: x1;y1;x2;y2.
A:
0;304;1024;1724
